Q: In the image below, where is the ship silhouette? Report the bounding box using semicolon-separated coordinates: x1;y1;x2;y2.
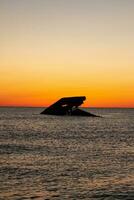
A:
41;96;99;117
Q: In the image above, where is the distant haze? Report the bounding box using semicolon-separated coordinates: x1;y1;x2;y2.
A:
0;0;134;107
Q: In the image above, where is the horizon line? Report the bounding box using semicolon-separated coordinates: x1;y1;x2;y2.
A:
0;106;133;109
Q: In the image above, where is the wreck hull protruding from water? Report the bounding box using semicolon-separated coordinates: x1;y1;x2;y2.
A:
40;96;98;117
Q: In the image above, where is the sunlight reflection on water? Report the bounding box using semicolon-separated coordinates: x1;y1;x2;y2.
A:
0;108;134;199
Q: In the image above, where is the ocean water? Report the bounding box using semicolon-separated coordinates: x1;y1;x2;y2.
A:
0;107;134;200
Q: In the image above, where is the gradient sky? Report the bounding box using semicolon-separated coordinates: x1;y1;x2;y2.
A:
0;0;134;107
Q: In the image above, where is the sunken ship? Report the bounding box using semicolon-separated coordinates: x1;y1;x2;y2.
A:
40;96;98;117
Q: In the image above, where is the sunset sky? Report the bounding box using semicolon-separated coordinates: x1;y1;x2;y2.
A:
0;0;134;107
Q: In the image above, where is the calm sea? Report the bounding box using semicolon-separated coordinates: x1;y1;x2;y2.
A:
0;107;134;200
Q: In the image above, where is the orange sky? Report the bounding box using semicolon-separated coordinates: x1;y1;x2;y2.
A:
0;0;134;107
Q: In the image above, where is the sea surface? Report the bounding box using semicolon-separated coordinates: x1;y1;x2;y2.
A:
0;107;134;200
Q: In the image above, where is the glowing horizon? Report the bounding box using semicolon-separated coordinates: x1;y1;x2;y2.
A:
0;0;134;108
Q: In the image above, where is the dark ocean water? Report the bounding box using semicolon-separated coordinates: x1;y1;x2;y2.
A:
0;107;134;200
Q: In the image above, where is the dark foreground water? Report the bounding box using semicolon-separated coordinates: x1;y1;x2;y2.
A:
0;107;134;200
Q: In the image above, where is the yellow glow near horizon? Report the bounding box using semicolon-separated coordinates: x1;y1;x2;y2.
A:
0;0;134;107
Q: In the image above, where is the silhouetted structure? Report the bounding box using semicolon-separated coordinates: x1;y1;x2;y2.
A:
40;96;98;117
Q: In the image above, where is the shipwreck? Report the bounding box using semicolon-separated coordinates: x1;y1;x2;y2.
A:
40;96;98;117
